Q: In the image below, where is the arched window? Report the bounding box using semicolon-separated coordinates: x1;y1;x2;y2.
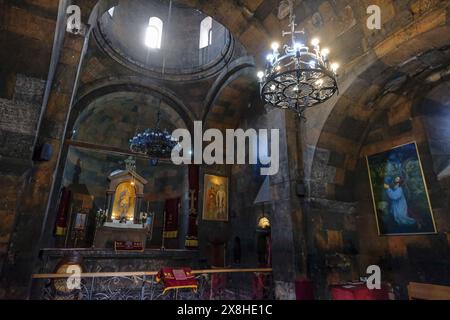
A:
199;17;212;49
108;7;115;17
145;17;163;49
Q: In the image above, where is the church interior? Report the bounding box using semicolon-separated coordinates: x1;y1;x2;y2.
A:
0;0;450;300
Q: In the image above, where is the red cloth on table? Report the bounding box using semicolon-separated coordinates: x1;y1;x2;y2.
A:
331;283;389;300
156;268;197;294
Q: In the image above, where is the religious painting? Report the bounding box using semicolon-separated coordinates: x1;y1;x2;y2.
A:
366;142;437;235
74;213;87;230
111;181;136;221
202;174;228;222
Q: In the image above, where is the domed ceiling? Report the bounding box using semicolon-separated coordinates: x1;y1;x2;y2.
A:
95;0;234;80
72;91;185;150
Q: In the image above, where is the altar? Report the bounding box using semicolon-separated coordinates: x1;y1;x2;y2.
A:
93;168;151;248
94;223;148;248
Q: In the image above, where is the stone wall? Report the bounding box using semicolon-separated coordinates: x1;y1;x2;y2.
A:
227;102;272;269
0;74;45;159
0;74;45;290
355;95;450;299
306;91;450;299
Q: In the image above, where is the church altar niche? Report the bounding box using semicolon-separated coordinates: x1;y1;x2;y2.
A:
107;169;147;223
93;169;150;248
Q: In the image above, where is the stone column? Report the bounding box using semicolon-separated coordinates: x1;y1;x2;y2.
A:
135;195;144;223
266;108;307;300
178;167;190;249
106;191;114;221
0;27;86;298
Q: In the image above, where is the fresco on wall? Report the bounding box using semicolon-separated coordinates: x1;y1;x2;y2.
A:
366;142;437;235
202;174;228;222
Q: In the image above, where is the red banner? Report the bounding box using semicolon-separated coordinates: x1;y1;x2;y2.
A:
185;165;199;248
55;187;71;236
164;198;180;239
156;268;198;294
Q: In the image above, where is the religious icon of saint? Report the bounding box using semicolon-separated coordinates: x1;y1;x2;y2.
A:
74;213;87;230
118;190;129;220
216;185;226;218
207;185;216;212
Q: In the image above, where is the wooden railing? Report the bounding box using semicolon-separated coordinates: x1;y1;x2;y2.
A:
30;268;273;300
407;282;450;300
32;268;273;279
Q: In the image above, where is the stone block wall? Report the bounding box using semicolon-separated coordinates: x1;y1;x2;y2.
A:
0;74;45;285
305;90;450;299
355;96;450;299
0;75;45;159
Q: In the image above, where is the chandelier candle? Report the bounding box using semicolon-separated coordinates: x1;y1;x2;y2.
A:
257;0;339;116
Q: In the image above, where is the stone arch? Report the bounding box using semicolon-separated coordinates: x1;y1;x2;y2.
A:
70;78;195;137
308;23;450;201
203;56;256;125
204;65;258;131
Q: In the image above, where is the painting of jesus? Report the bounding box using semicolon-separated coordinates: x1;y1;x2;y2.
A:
366;142;437;235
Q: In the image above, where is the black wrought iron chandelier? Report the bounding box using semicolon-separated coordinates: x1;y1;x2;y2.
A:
257;0;339;117
129;106;178;164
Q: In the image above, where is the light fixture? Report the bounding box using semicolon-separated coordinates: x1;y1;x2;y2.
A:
129;105;178;165
311;38;320;47
321;48;330;57
257;0;339;117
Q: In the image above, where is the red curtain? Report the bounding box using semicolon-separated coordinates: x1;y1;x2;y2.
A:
55;187;71;236
164;198;180;239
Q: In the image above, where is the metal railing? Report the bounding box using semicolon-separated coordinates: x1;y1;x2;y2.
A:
31;268;274;300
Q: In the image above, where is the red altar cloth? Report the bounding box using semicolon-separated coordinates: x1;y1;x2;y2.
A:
330;283;390;300
156;268;198;294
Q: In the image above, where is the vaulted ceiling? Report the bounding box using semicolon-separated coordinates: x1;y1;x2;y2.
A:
2;0;450;149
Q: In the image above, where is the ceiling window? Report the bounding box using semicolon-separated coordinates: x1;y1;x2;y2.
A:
199;17;212;49
145;17;163;49
108;7;115;17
